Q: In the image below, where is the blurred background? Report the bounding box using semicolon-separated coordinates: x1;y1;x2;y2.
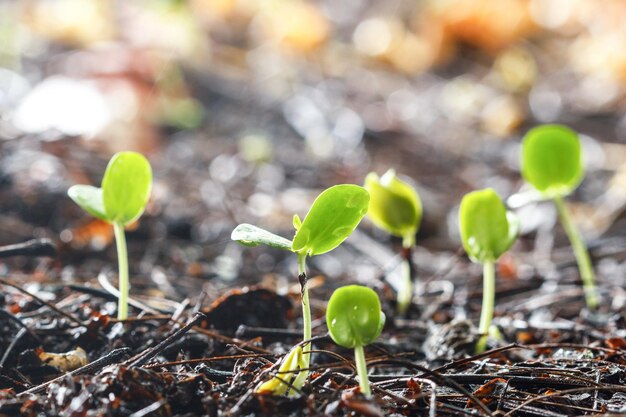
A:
2;0;626;302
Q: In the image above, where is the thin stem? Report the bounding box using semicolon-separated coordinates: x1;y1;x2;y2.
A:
113;222;129;320
354;344;371;396
553;195;599;310
402;233;415;249
475;259;495;354
298;254;311;343
396;235;415;315
298;253;311;371
397;259;412;315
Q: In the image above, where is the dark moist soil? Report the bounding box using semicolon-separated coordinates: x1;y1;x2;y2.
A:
1;130;626;417
3;21;626;417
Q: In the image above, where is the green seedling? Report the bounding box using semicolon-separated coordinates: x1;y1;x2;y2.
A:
459;188;518;353
365;169;422;315
326;285;385;396
68;151;152;320
232;184;370;395
521;124;598;310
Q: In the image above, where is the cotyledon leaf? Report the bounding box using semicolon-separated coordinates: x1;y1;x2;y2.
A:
291;185;370;256
101;151;152;226
231;223;293;251
68;184;108;221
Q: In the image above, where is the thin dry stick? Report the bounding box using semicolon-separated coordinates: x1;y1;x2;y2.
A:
0;278;84;327
0;327;27;367
502;386;626;417
144;353;275;369
372;377;437;417
434;343;525;373
98;272;162;315
528;342;626;354
128;399;167;417
367;358;495;417
0;309;42;344
0;238;56;258
128;312;206;367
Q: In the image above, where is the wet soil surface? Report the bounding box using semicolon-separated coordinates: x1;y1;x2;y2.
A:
1;110;626;416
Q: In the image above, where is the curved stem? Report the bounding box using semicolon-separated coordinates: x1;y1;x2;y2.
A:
553;195;599;310
354;344;371;396
113;222;129;320
476;259;495;354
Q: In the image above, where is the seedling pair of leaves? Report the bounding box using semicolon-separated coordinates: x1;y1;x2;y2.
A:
326;285;385;396
459;188;518;353
68;152;152;320
364;169;422;315
459;125;597;353
521;124;599;310
231;184;370;395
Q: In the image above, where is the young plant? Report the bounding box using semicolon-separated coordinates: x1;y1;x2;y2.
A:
326;285;385;396
68;151;152;320
459;188;518;353
521;124;599;310
364;169;422;315
231;184;370;395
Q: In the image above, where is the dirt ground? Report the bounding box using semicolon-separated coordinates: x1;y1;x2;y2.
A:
1;1;626;415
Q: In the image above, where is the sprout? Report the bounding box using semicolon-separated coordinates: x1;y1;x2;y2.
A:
459;188;518;353
326;285;385;396
232;184;370;395
521;124;598;310
68;151;152;320
364;169;422;315
521;125;583;198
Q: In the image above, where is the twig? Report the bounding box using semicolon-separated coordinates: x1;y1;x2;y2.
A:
128;399;167;417
143;353;275;369
434;343;525;373
97;272;163;315
502;385;626;417
0;239;56;258
235;325;313;339
0;309;42;344
0;278;84;327
128;312;206;367
0;328;27;368
366;358;496;417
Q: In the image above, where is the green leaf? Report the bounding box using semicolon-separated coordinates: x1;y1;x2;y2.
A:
231;223;293;251
459;188;518;263
521;124;583;198
326;285;385;349
67;185;108;221
292;185;369;256
101;152;153;226
364;169;422;240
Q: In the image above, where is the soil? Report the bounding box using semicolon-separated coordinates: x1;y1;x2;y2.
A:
2;2;626;416
2;110;626;416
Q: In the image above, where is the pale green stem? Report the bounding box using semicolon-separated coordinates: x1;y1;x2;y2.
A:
402;233;415;249
354;344;371;396
396;235;414;315
113;222;129;320
298;253;311;370
553;196;599;310
475;259;495;354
